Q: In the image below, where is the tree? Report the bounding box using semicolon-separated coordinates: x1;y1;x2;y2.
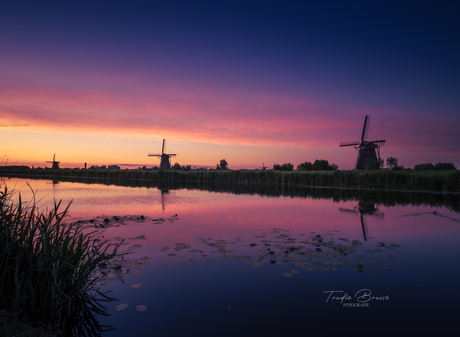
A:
172;162;182;170
435;162;456;170
312;159;337;171
216;159;228;170
297;161;313;171
297;159;338;171
414;163;435;171
273;163;294;171
386;157;398;170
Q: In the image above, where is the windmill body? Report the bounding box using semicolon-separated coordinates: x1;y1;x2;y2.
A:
46;154;60;169
148;139;176;170
340;115;385;170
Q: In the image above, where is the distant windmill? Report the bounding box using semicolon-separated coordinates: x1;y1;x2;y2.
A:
148;139;176;170
46;154;60;170
340;115;386;170
257;163;267;170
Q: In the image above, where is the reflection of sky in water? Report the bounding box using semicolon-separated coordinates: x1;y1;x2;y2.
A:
4;178;460;336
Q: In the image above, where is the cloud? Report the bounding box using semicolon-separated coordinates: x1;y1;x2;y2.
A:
1;78;459;157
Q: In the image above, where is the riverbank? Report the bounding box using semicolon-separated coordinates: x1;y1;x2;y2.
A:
1;169;459;193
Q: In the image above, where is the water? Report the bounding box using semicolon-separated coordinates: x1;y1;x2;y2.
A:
4;177;460;336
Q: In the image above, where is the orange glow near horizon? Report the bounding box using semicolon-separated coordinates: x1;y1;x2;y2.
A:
1;70;459;169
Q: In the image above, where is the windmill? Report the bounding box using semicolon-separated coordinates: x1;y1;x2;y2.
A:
148;139;176;170
46;154;60;169
340;115;386;170
339;202;384;241
256;163;267;171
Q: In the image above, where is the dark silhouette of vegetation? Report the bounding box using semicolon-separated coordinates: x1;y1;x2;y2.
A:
314;159;338;171
297;160;337;171
216;159;229;170
414;163;435;171
386;157;399;170
414;162;456;171
1;166;459;193
273;163;294;171
0;185;121;336
297;161;313;171
435;162;457;170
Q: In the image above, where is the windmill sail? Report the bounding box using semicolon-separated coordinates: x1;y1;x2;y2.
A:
148;139;177;169
46;153;60;169
339;116;386;170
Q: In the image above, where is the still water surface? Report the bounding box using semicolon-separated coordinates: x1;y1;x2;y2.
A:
6;177;460;336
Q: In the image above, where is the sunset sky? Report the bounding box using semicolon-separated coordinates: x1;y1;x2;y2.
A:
1;0;459;170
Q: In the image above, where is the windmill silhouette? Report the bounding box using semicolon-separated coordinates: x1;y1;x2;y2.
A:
46;154;60;169
340;116;386;170
256;163;267;170
148;139;176;170
339;202;384;241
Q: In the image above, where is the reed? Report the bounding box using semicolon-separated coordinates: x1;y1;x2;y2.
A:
0;184;122;336
1;168;459;193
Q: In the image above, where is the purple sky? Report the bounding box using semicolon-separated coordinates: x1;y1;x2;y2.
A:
1;0;459;169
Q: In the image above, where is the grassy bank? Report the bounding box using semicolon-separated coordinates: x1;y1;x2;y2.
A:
2;168;460;193
0;185;122;336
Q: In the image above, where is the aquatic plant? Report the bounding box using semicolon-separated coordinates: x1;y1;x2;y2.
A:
0;185;122;336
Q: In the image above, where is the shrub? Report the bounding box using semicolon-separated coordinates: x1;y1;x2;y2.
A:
435;162;456;170
297;161;313;171
414;163;435;171
273;163;294;171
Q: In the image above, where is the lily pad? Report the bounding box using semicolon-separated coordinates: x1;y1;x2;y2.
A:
116;303;128;311
136;305;147;312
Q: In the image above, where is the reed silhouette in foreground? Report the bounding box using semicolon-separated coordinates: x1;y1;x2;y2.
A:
0;185;122;336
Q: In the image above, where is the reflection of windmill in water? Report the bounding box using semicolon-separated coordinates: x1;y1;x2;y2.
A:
45;180;59;201
148;139;176;170
46;154;60;169
158;189;176;213
340;115;386;170
339;202;384;241
395;211;460;224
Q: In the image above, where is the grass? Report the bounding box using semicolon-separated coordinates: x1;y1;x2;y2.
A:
2;168;459;193
0;183;123;336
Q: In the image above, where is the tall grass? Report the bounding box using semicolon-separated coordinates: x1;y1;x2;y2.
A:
0;184;122;336
1;167;460;194
4;168;458;193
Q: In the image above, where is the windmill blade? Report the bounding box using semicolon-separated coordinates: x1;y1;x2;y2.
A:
168;154;177;157
361;115;370;141
373;139;386;144
149;153;162;157
395;212;460;223
339;208;359;214
340;141;360;147
53;153;56;162
162;139;166;154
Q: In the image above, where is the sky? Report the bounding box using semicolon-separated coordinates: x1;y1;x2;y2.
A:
1;0;459;170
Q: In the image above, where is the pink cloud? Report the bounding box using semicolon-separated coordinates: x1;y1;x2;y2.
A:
1;76;459;164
